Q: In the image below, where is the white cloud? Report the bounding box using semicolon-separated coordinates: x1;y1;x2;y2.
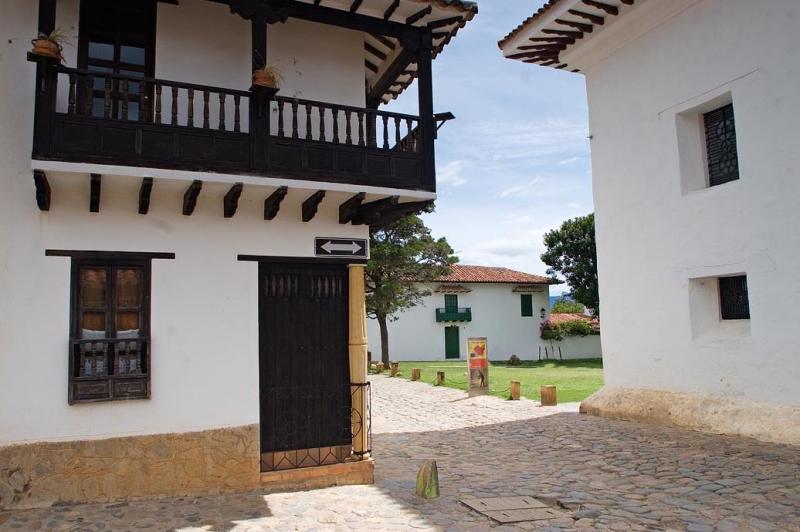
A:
436;160;468;188
558;156;581;165
567;202;582;209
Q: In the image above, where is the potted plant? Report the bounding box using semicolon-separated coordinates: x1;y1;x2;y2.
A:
252;64;282;89
31;29;67;61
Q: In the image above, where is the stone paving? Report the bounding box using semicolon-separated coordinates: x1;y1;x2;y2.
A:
1;375;799;531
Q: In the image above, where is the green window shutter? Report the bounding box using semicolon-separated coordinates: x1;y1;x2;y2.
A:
520;294;533;317
444;294;458;312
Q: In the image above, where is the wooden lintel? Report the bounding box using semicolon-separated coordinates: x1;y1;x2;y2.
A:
555;18;593;33
541;29;583;39
224;182;244;218
138;177;153;215
33;169;50;211
302;190;326;222
339;192;366;224
406;6;432;25
89;173;101;213
351;195;399;225
582;0;618;15
383;0;400;20
182;180;202;216
264;186;288;220
568;9;604;25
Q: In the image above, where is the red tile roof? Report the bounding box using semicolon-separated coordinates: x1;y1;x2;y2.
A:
549;312;595;325
434;264;555;284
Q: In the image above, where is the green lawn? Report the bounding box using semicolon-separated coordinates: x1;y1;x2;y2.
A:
387;359;604;403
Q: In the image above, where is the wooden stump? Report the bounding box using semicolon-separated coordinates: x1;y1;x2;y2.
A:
390;362;399;377
435;371;445;386
510;380;521;400
540;385;557;406
411;368;421;381
375;362;384;373
415;460;440;499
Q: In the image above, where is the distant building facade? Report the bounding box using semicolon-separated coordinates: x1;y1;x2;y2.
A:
501;0;800;444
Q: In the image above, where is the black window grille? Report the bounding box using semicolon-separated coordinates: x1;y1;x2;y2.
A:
719;275;750;320
704;104;739;187
444;294;458;312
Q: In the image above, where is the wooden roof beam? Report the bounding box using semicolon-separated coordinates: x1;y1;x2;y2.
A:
529;36;575;44
349;0;362;13
264;186;288;220
581;0;618;15
367;48;415;101
138;177;153;215
366;199;433;228
406;6;432;25
369;33;396;50
365;42;387;61
541;28;583;39
383;0;400;20
339;192;366;224
428;15;463;29
568;9;604;25
508;50;559;60
555;18;593;33
90;174;101;213
33;170;50;211
224;182;243;218
182;180;202;216
518;44;567;51
351;195;399;225
302;190;326;222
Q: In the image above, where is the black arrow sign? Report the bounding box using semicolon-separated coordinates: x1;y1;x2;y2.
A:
315;237;369;258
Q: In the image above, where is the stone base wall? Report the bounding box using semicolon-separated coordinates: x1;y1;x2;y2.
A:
260;459;374;493
580;387;800;446
0;425;261;511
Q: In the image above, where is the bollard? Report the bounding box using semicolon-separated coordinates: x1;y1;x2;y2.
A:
415;460;440;499
375;362;384;373
411;368;421;381
435;371;445;386
540;385;557;406
390;361;399;377
510;380;521;400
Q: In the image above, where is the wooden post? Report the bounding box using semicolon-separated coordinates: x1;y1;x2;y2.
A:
435;371;445;386
510;380;521;400
348;264;369;458
540;385;557;406
411;368;421;381
416;29;436;192
390;362;399;377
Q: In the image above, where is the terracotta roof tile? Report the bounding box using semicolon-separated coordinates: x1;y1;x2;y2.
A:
434;264;555;284
548;312;595;326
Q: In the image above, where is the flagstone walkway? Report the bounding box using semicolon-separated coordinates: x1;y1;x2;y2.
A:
1;375;799;531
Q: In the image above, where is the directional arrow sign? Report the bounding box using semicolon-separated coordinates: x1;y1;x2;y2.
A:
315;237;369;258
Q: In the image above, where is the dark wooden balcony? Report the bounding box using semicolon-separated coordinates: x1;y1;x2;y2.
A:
31;58;437;192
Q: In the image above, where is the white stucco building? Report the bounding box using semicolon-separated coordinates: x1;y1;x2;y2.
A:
0;0;476;509
500;0;800;444
367;264;601;361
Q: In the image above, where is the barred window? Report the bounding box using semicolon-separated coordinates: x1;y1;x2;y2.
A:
719;275;750;320
704;104;739;187
444;294;458;312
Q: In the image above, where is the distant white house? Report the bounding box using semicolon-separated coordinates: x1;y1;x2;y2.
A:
500;0;800;444
367;264;602;361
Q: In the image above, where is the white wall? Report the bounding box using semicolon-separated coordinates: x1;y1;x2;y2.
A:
0;0;369;445
367;284;553;361
580;0;800;405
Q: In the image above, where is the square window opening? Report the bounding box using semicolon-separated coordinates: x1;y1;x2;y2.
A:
719;275;750;320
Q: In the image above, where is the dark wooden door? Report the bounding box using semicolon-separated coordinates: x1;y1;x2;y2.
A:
258;261;352;471
445;325;460;359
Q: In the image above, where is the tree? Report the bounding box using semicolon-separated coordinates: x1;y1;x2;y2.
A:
541;213;599;314
551;297;585;314
366;212;457;364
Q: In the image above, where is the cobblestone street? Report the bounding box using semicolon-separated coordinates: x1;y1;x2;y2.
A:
1;375;799;531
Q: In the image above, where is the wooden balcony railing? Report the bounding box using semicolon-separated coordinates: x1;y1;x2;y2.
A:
30;57;436;191
69;337;149;403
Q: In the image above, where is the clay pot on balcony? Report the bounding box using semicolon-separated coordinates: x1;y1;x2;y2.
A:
252;65;282;89
31;30;66;61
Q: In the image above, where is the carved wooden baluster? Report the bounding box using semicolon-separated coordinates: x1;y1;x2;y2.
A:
203;90;210;129
405;118;413;152
277;100;285;137
171;86;178;126
103;77;112;119
345;110;353;145
332;107;339;144
367;110;377;148
382;115;389;149
234;94;240;133
67;73;76;115
218;93;226;131
187;88;194;127
154;84;162;124
83;75;94;116
357;111;365;147
305;103;312;140
139;80;147;122
318;106;326;142
394;117;401;148
291;100;299;139
120;79;129;120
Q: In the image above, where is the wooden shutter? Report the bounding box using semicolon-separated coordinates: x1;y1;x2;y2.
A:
704;104;739;187
520;294;533;317
444;294;458;312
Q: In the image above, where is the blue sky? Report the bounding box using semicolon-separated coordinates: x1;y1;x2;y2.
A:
387;1;592;294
